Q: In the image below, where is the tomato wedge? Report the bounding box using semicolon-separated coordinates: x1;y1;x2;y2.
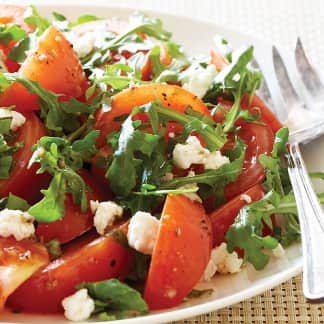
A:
95;84;210;146
0;26;87;112
209;184;264;247
144;195;212;310
0;113;50;203
224;122;274;199
7;227;133;313
36;170;107;244
0;237;49;310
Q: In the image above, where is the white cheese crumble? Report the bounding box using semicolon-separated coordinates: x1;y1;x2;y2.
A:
202;243;243;281
127;211;159;255
90;200;123;235
62;289;95;322
181;62;217;98
0;50;8;73
0;108;26;131
240;194;252;204
38;53;48;61
272;243;285;258
0;209;35;241
172;136;229;170
72;31;97;58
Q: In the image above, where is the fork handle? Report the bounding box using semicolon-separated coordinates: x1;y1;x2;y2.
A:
288;142;324;301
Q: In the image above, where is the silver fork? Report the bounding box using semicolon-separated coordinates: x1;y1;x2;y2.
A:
256;39;324;301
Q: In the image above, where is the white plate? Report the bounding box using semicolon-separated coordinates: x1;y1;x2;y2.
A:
1;1;314;323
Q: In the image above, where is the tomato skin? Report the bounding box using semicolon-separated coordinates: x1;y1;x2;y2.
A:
209;184;264;247
224;122;274;200
144;195;212;310
95;84;210;147
36;170;107;244
0;27;87;112
0;113;50;204
241;94;283;133
0;237;49;310
7;227;134;314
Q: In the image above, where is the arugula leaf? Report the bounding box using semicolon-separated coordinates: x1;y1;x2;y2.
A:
5;193;30;211
0;122;22;179
81;12;172;69
0;25;26;46
204;46;261;131
5;75;101;136
28;134;98;222
77;279;148;320
146;101;226;151
24;6;51;36
107;115;161;196
69;14;100;27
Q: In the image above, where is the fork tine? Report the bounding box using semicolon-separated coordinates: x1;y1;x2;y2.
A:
272;45;303;108
295;38;324;97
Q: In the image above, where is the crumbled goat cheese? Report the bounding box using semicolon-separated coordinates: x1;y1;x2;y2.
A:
127;211;159;255
0;209;35;241
90;200;123;235
272;243;285;258
203;150;230;170
240;194;252;204
202;243;243;281
0;108;26;131
62;289;95;322
181;63;217;98
0;50;8;73
172;136;229;170
72;31;97;58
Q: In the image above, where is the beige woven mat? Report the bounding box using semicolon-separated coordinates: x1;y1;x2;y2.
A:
171;274;324;324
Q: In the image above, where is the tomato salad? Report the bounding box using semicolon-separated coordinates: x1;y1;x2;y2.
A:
0;5;302;322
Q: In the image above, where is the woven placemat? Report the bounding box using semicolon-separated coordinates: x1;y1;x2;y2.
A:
171;274;324;324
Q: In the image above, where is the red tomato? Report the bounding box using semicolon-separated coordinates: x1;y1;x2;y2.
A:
95;84;210;147
0;113;50;204
241;94;283;133
209;184;264;247
224;122;274;199
0;27;88;112
144;195;212;310
7;226;134;313
36;170;107;244
0;237;49;310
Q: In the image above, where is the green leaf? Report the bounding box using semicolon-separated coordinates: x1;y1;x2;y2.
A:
24;6;51;36
28;172;66;222
0;24;26;46
107;115;161;196
77;279;148;317
272;127;289;158
69;14;100;27
5;193;30;211
8;36;34;63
